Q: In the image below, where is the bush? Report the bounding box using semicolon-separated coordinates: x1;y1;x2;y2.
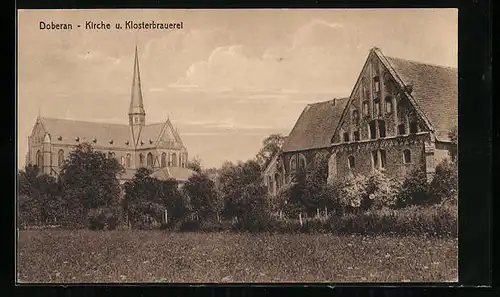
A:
365;170;401;209
87;207;121;231
398;167;432;207
429;158;458;203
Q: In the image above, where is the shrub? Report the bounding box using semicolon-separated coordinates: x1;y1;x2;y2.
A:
336;173;368;210
365;169;401;209
87;207;122;231
429;158;458;203
398;167;432;207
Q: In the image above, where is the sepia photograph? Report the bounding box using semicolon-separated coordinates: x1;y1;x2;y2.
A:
17;9;458;283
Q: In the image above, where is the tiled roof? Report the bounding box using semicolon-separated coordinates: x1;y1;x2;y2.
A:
282;98;349;152
384;56;458;142
150;166;196;182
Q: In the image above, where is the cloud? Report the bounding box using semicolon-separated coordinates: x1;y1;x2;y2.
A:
171;19;361;94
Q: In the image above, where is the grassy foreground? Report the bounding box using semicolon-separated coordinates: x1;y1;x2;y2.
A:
17;230;457;283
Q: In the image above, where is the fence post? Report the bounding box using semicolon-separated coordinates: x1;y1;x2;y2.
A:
164;209;168;224
325;206;328;217
299;213;303;227
316;208;320;218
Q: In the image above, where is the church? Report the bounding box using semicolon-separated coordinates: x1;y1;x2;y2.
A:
26;46;195;184
264;47;458;196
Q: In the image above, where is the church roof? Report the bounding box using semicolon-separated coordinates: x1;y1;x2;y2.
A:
150;166;196;182
282;98;349;152
38;117;181;150
383;55;458;142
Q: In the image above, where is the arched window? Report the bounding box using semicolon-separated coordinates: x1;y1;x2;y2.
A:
342;130;350;142
172;153;177;167
380;150;387;168
147;153;153;167
374;98;381;116
369;120;377;139
126;154;131;168
161;153;167;168
351;110;359;123
403;149;412;164
362;101;369;116
373;76;380;94
139;154;144;166
58;149;64;167
378;120;386;138
120;156;125;167
290;155;297;172
398;123;406;135
298;154;307;171
385;96;393;113
36;150;43;169
348;156;355;169
167;153;172;167
372;149;387;169
353;130;360;141
409;113;419;133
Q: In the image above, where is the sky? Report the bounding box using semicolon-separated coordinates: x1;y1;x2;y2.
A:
17;9;457;169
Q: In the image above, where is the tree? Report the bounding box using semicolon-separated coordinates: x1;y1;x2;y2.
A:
398;166;431;207
217;160;263;219
448;125;458;162
58;143;123;227
429;158;458;203
183;172;220;220
256;133;287;169
364;169;401;209
187;156;202;174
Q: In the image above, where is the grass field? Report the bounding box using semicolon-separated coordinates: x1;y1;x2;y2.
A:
17;230;458;283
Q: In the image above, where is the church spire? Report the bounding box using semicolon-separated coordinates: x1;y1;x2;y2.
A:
129;45;146;144
129;45;145;119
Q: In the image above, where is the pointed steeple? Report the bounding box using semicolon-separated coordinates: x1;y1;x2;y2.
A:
129;45;146;146
129;45;145;119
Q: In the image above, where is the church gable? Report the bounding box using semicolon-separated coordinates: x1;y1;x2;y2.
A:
30;119;47;145
156;120;183;149
332;49;432;144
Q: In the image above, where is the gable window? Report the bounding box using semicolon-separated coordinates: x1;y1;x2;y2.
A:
161;153;167;168
172;153;178;167
348;156;355;169
398;123;406;135
373;76;380;94
351;110;359;123
362;101;369;116
369;120;377;139
353;130;360;141
58;149;64;168
385;96;393;113
147;153;154;168
343;132;350;142
409;121;419;134
374;98;381;116
139;154;144;166
403;149;412;164
378;120;386;138
290;155;297;172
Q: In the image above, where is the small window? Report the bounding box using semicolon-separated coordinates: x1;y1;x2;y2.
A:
385;96;393;113
353;130;360;141
373;76;380;93
409;121;419;133
352;110;359;123
348;156;355;169
380;150;387;168
374;99;380;116
371;151;378;168
398;123;406;135
343;132;350;142
378;120;386;138
58;150;64;168
403;149;412;164
134;116;139;124
362;101;369;115
126;154;131;168
290;155;297;172
369;121;377;139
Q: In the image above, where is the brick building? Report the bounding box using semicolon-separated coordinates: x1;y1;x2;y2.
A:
26;46;195;184
264;47;458;196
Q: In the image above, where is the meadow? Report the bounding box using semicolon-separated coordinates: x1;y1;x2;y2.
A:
17;230;458;283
